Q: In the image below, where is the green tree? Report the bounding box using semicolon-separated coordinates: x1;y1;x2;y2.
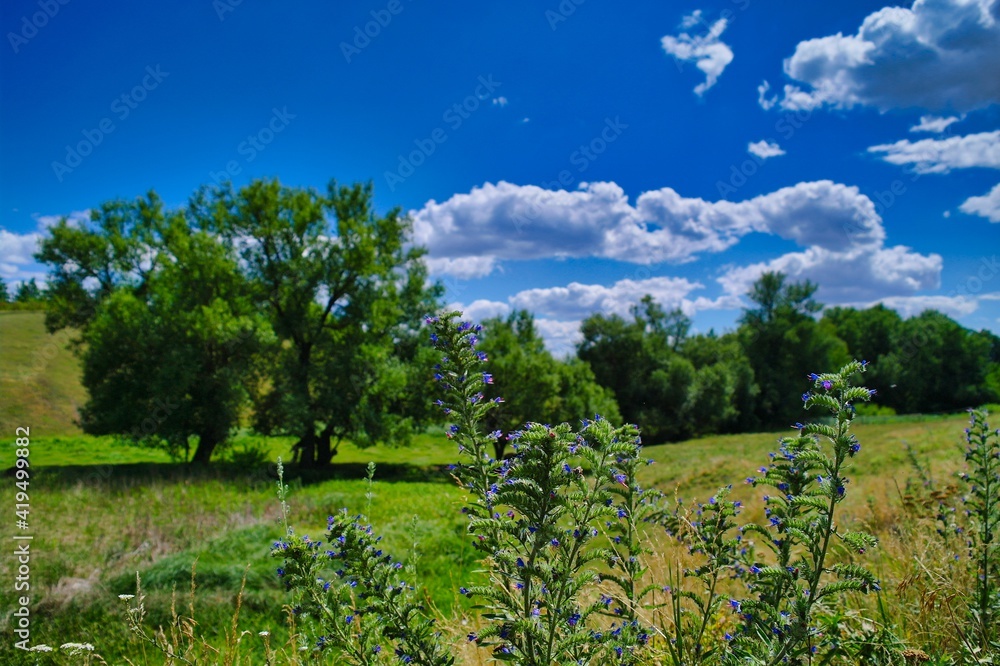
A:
478;310;620;458
205;179;439;466
35;196;166;332
78;216;268;463
0;277;9;302
738;272;848;427
877;311;997;413
13;278;42;303
578;298;699;442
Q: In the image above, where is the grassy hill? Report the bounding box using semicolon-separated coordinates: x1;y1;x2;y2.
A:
0;310;85;436
0;308;991;663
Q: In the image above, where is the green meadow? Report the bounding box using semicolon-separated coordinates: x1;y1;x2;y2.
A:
0;311;985;663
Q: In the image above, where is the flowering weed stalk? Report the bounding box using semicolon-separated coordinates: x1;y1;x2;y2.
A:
956;409;1000;660
653;486;745;665
270;460;452;665
727;360;880;664
428;312;651;665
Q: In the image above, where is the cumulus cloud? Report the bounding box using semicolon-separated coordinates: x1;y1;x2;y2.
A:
412;180;887;278
661;10;734;96
960;182;1000;221
868;130;1000;173
857;295;979;318
509;277;705;321
0;229;42;280
450;276;741;354
775;0;1000;112
747;140;786;160
717;244;943;303
910;115;962;133
0;210;90;285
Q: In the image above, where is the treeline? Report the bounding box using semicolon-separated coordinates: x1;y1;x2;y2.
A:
574;274;1000;442
32;178;1000;463
0;276;44;308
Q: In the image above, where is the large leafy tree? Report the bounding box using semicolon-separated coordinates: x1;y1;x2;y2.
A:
204;179;440;466
477;310;620;458
738;271;848;427
37;196;267;463
578;297;711;442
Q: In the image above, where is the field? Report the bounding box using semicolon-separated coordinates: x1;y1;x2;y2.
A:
0;311;987;663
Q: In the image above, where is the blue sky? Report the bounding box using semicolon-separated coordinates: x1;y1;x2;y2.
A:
1;0;998;353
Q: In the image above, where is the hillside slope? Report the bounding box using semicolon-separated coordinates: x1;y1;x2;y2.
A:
0;310;85;435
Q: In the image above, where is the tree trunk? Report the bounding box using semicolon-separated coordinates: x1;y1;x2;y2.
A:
315;426;338;466
493;438;507;462
192;430;220;465
294;430;316;466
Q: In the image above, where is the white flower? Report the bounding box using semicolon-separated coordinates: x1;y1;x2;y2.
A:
118;594;135;600
28;644;54;652
60;642;95;653
259;630;270;637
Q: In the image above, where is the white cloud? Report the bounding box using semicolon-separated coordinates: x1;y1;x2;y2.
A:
757;80;778;110
0;229;45;285
450;276;742;354
717;244;943;303
509;277;704;321
412;180;887;278
909;114;962;133
868;130;1000;173
661;10;734;96
492;96;508;107
0;210;90;285
33;209;90;229
534;318;584;358
862;295;979;318
454;298;510;322
747;139;786;160
960;182;1000;221
775;0;1000;112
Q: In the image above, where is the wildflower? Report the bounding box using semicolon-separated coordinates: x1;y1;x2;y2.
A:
482;372;493;384
568;613;581;626
822;380;832;390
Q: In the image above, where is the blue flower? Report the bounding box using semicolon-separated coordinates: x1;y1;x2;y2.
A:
482;372;493;384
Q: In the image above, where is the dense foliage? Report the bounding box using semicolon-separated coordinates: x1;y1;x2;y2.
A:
31;178;1000;460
